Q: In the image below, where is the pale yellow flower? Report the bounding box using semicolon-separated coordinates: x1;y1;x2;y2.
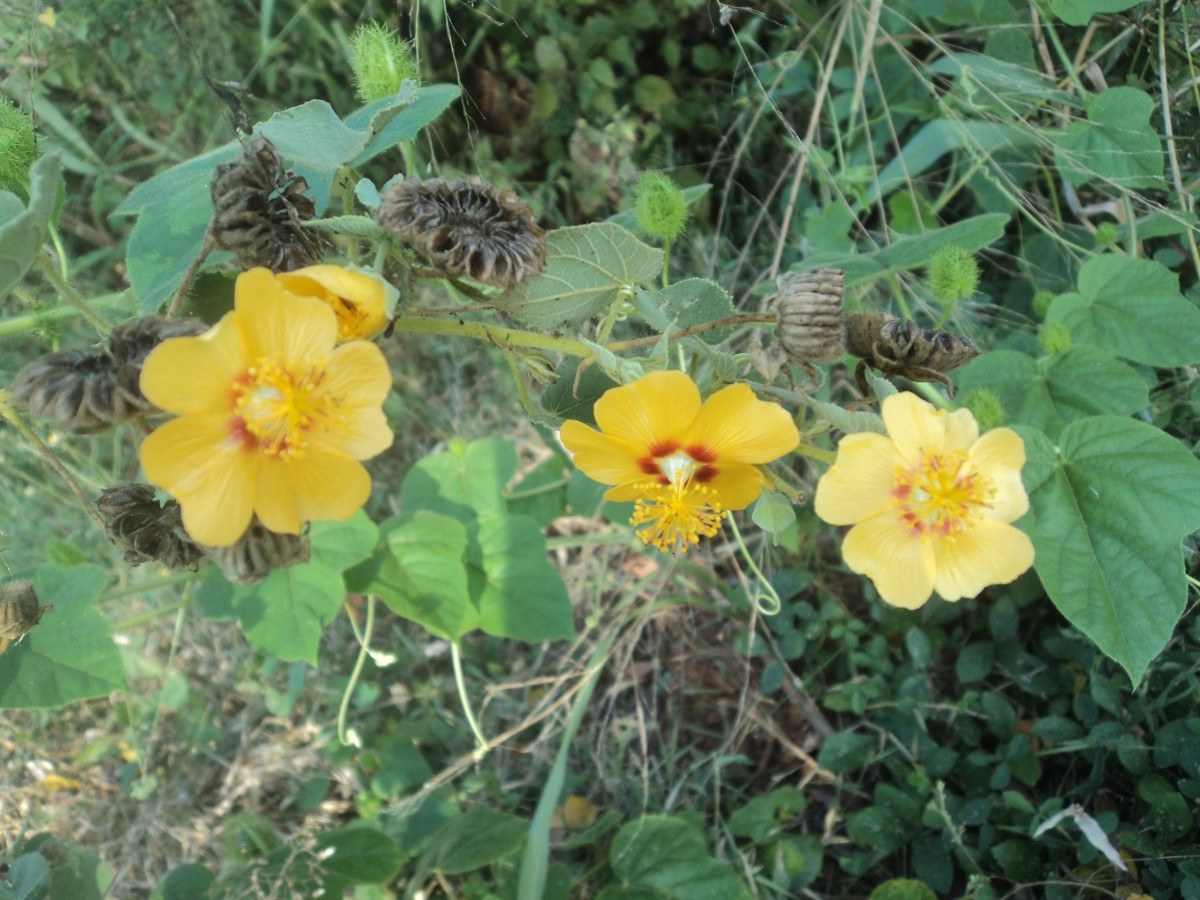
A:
276;264;390;341
139;268;394;547
560;371;799;553
815;392;1034;609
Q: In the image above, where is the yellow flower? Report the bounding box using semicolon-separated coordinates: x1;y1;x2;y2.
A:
814;392;1034;610
276;264;390;341
138;268;394;547
560;371;799;553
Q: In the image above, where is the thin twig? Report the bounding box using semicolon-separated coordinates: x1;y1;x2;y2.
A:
167;234;215;318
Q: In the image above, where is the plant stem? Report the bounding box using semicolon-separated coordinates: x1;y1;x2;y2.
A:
338;594;377;747
725;513;783;615
451;641;489;757
0;291;127;337
37;253;112;335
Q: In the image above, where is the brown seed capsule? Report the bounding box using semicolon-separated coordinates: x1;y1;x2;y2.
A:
773;268;846;365
210;135;325;272
844;311;980;397
376;176;546;288
11;347;124;434
97;483;205;570
108;316;209;416
0;580;48;656
201;519;311;585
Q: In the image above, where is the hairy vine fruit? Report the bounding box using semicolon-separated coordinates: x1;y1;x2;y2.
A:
376;176;546;288
97;483;205;570
773;268;846;365
0;580;48;656
200;519;311;585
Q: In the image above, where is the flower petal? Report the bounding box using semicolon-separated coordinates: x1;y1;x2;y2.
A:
321;405;394;460
560;420;646;488
278;265;390;340
968;428;1029;523
882;392;948;465
706;462;767;511
932;519;1035;602
236;267;338;362
323;340;394;408
814;433;904;525
685;383;799;464
254;451;372;534
593;370;701;450
140;316;245;415
842;514;937;610
140;414;257;546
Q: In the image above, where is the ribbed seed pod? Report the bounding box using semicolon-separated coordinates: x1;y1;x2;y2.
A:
97;483;205;570
11;347;124;434
773;269;846;364
0;580;48;656
202;519;311;585
844;311;980;398
376;176;546;288
108;316;209;416
210;135;325;272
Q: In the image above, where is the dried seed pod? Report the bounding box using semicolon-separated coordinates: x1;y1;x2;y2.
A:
97;483;204;570
210;135;325;272
108;316;209;416
201;519;311;585
0;580;48;656
376;176;546;288
11;347;124;434
773;268;845;365
844;311;980;398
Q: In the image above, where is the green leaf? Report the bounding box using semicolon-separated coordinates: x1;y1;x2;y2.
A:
400;437;518;521
1049;0;1143;26
1053;87;1165;189
0;565;124;709
471;514;575;643
432;806;528;875
817;731;875;774
112;141;238;313
1019;418;1200;685
608;815;753;900
258;100;367;174
0;152;61;302
869;880;937;900
151;864;215;900
232;560;346;664
314;826;403;885
956;348;1148;438
368;511;476;640
1047;254;1200;366
752;492;796;535
634;278;736;344
308;511;379;574
499;223;663;329
728;787;806;844
539;359;618;426
805;397;886;435
345;83;462;165
47;848;113;900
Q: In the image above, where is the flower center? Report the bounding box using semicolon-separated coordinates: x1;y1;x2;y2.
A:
229;356;335;458
332;296;369;341
631;450;724;553
891;449;995;537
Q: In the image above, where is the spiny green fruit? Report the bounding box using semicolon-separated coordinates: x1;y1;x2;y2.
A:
350;23;420;103
1038;321;1072;355
632;171;689;243
1031;290;1056;320
960;388;1006;431
0;99;37;194
927;244;980;307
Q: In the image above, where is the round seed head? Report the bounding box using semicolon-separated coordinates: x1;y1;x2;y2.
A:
773;268;846;364
11;347;125;434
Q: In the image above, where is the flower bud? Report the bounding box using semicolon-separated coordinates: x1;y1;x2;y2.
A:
0;99;37;194
351;23;420;103
632;171;689;243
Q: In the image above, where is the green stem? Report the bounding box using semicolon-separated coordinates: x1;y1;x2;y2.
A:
1042;17;1089;98
338;594;377;747
661;238;671;290
502;349;538;417
0;291;127;337
100;572;199;603
452;641;489;757
392;315;594;358
36;253;112;335
109;595;193;632
725;513;783;616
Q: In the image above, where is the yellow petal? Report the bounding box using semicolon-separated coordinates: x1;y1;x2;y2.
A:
278;265;390;340
593;371;701;450
322;405;394;460
255;451;372;534
968;428;1029;523
323;340;394;407
686;383;799;464
139;316;244;415
560;420;646;487
943;406;981;452
882;392;949;466
236;268;337;362
932;519;1035;602
140;414;257;546
842;514;937;610
814;433;904;525
706;462;767;511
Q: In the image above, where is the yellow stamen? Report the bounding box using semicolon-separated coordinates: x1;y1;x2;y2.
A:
231;356;336;458
892;449;996;537
631;478;725;553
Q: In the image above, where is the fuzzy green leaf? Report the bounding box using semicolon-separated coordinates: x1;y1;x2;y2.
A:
346;83;462;165
433;807;529;875
1047;255;1200;366
314;826;403;885
539;359;619;426
1049;0;1143;26
635;278;736;343
232;561;345;664
0;565;124;709
956;348;1148;438
1019;417;1200;685
1053;87;1165;188
607;816;753;900
499;223;663;328
399;437;519;521
0;152;61;302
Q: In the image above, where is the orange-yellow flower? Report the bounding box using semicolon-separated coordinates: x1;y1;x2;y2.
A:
276;264;391;340
560;371;799;553
814;392;1034;610
138;268;394;547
